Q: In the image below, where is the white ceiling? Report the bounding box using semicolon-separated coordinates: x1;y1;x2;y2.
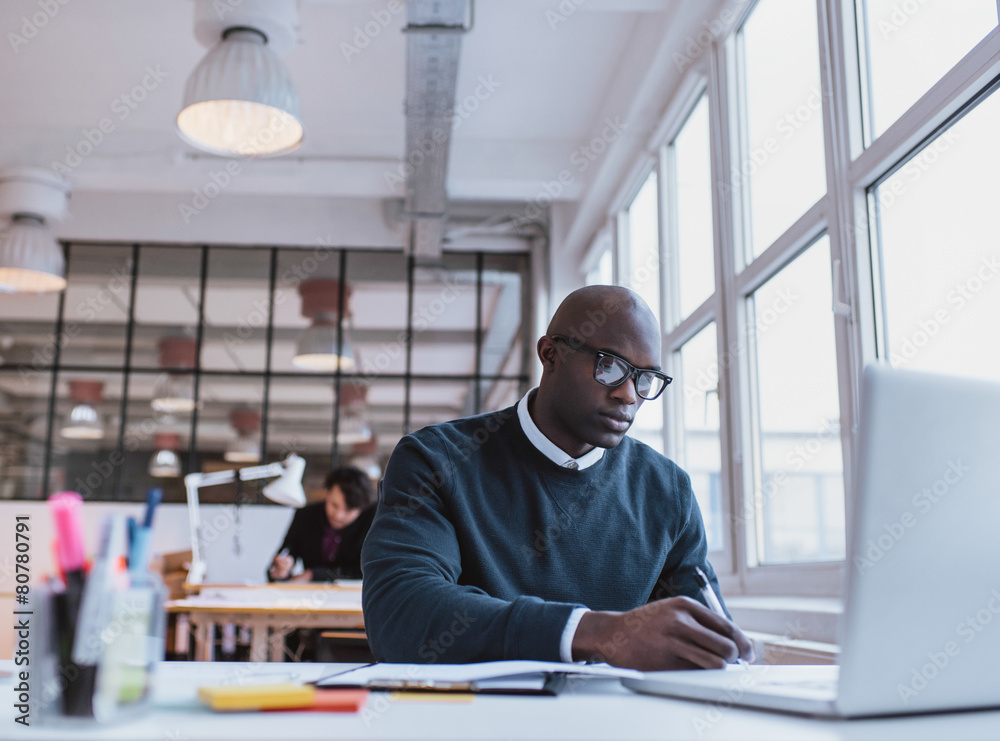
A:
0;0;728;254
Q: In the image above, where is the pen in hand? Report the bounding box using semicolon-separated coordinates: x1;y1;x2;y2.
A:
694;566;750;668
270;548;292;579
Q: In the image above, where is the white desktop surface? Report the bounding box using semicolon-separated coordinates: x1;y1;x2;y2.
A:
4;660;1000;741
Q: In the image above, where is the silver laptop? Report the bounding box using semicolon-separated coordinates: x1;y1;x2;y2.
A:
623;365;1000;717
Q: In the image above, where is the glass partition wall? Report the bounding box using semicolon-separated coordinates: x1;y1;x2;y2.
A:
0;244;531;502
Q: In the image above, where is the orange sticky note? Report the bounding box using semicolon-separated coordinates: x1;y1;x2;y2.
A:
263;689;369;713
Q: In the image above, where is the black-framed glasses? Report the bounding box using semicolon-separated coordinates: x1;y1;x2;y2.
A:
550;335;672;400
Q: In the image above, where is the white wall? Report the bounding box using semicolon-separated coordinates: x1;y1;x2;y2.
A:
0;500;294;659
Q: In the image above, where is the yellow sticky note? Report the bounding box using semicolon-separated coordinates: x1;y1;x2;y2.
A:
198;683;315;712
389;692;476;703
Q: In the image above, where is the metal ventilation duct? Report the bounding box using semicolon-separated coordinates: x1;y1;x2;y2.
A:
403;0;471;261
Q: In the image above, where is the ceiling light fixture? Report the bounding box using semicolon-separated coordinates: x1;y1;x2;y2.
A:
223;408;261;463
152;337;199;414
149;432;183;478
60;380;105;440
0;167;70;293
293;279;356;372
177;0;303;157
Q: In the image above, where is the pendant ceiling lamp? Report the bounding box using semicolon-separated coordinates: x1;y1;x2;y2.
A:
0;167;70;293
149;432;183;478
224;408;261;463
178;0;303;157
293;279;356;372
152;337;199;414
60;380;105;440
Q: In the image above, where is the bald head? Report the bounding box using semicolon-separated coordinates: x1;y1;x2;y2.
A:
532;286;662;456
546;285;659;346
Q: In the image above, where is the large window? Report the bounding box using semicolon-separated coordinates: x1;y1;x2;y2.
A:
602;0;1000;597
0;244;531;502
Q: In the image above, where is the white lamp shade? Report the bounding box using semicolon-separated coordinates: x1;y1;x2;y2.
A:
293;325;356;371
0;215;66;293
152;374;198;414
149;448;182;478
177;28;304;157
262;453;306;507
60;403;104;440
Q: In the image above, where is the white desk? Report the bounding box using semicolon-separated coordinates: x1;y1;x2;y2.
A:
4;660;1000;740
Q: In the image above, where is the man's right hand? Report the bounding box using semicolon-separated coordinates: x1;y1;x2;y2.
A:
571;596;755;670
268;553;294;581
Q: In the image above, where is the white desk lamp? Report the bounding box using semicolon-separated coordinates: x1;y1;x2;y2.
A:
184;454;306;585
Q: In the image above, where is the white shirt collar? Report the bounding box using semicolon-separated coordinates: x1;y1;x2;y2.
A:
516;388;605;471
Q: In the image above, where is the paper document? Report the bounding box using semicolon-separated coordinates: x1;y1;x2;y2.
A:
317;660;643;688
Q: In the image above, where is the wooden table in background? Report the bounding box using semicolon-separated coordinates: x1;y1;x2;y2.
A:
166;583;364;662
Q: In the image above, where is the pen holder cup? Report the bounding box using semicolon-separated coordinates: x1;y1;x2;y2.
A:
31;574;167;725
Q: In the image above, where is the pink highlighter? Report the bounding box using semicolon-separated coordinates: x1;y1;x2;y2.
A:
47;491;96;716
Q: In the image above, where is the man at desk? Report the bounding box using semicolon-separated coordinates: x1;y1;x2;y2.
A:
269;467;376;582
362;286;753;670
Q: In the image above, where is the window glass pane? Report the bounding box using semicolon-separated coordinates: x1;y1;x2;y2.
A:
586;248;613;287
349;251;408;380
872;88;1000;382
749;236;845;564
0;282;58;372
270;249;343;374
623;170;660;314
475;253;529;415
195;374;266;482
628;401;664;454
0;370;51;500
132;246;202;370
740;0;826;258
674;323;723;551
365;377;406;467
60;245;132;368
406;379;473;435
123;371;191;503
859;0;996;141
410;254;478;377
201;248;271;372
672;95;716;318
265;375;336;503
266;376;381;481
50;371;123;500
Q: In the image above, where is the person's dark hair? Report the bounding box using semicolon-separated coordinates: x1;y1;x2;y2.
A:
324;466;375;510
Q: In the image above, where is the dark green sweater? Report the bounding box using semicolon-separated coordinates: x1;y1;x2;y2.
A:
361;404;723;663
